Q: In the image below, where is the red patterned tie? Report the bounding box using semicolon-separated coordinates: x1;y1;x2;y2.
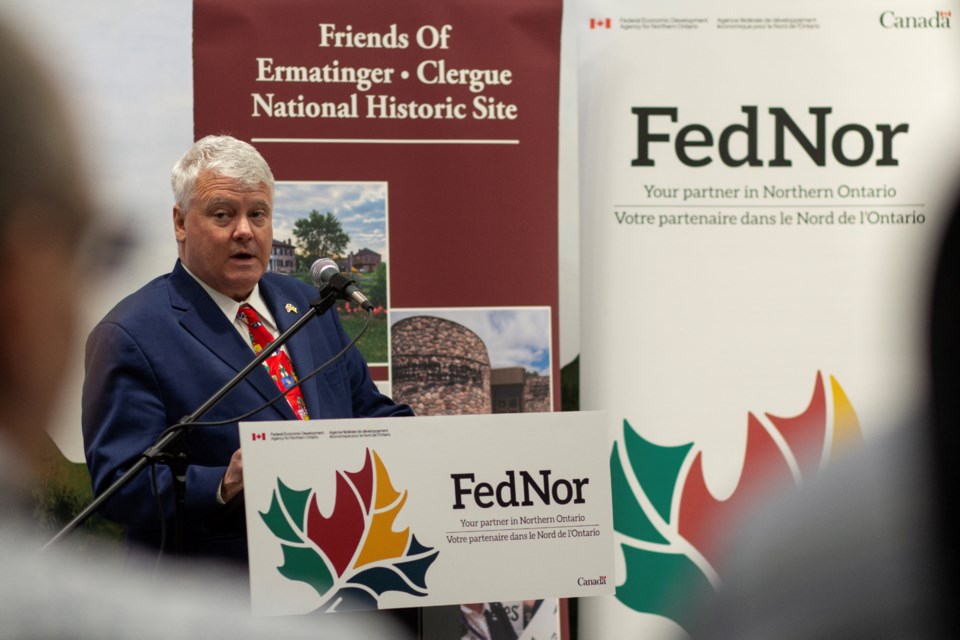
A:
237;303;309;420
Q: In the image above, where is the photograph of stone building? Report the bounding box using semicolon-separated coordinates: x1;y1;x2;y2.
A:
390;308;552;416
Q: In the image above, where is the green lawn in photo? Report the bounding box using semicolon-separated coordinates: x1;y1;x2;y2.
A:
338;310;389;364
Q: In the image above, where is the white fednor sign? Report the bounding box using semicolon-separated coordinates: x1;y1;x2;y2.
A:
575;0;960;639
240;411;614;616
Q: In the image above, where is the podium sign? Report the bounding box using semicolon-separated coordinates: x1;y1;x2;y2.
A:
240;411;614;615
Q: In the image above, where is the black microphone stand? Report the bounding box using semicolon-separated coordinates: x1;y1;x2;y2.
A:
42;284;339;552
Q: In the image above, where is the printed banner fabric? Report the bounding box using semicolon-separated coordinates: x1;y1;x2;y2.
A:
575;1;960;637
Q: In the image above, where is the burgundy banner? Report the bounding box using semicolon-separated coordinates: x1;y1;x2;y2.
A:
194;1;565;636
194;0;561;398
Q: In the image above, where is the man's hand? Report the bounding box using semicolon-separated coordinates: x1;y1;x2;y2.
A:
221;448;244;502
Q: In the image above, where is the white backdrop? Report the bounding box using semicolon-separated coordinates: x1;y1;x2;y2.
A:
575;1;960;638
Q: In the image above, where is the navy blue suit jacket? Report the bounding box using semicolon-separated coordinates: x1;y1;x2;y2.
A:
82;261;411;561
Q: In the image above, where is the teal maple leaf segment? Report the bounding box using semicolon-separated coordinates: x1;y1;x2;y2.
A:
612;419;712;629
394;536;439;589
318;541;440;613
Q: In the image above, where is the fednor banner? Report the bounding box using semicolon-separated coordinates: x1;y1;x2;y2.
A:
575;1;960;638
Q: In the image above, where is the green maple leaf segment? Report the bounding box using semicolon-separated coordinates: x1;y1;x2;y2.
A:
611;420;712;628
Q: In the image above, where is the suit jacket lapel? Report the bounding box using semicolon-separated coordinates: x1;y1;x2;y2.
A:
167;262;294;420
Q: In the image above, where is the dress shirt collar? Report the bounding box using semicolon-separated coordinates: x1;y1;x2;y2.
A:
180;262;278;333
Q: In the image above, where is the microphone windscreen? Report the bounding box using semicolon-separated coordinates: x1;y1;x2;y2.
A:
310;258;339;288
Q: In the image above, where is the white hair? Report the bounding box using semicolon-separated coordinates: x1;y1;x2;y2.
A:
170;135;274;211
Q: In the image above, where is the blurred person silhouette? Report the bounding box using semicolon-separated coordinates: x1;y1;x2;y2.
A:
0;10;403;639
688;194;960;639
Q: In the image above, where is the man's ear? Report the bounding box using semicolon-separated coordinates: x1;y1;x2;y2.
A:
173;204;186;244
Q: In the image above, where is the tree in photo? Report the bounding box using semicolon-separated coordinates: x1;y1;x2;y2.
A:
293;210;350;270
364;262;388;308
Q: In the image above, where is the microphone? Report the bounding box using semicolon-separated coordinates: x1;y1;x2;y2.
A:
310;258;374;311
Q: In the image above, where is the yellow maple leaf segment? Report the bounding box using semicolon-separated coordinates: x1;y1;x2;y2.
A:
354;452;411;568
829;375;863;461
373;451;401;509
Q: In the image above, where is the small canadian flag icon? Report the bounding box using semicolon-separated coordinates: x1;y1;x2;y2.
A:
590;17;612;29
252;432;266;441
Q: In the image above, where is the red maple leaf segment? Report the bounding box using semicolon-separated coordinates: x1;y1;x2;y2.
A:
306;458;372;576
764;371;827;478
677;373;837;566
345;450;375;515
679;413;796;564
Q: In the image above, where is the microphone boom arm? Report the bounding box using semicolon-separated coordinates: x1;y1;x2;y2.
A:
42;284;340;552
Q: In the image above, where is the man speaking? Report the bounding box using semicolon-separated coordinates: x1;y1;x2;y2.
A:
82;135;412;562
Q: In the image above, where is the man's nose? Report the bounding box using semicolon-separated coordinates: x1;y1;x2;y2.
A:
233;214;254;239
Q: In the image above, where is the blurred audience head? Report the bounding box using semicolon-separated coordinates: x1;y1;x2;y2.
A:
927;189;960;634
0;12;95;468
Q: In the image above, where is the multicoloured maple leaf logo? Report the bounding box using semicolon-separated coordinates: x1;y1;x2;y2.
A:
611;371;862;629
259;448;438;611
